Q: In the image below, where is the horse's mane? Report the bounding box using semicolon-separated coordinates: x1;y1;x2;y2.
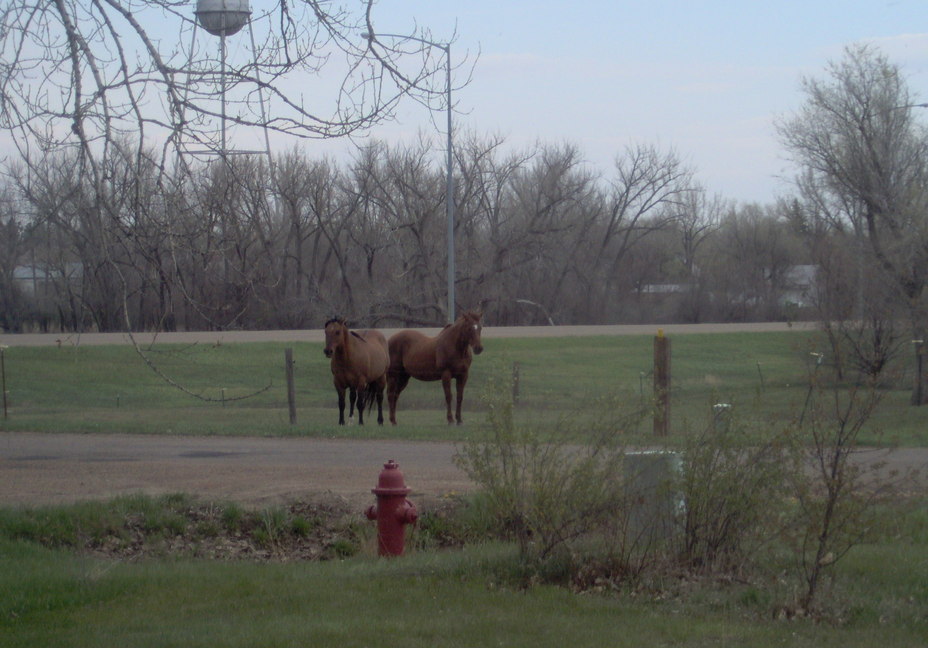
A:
325;318;369;344
444;310;481;331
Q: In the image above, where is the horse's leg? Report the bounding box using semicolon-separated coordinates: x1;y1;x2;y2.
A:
442;370;454;424
454;371;469;425
356;386;366;425
387;372;409;425
336;385;346;425
374;377;386;425
348;388;357;424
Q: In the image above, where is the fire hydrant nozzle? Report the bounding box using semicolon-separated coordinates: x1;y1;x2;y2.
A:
366;460;418;556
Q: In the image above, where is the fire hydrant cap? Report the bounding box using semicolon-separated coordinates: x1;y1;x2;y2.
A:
372;459;411;496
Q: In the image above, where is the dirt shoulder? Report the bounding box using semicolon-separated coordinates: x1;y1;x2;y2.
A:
3;431;926;510
1;432;469;508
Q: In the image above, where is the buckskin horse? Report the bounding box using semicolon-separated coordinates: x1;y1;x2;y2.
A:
323;318;389;425
387;310;484;425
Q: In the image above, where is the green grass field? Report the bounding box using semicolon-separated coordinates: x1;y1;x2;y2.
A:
2;521;927;647
1;331;924;444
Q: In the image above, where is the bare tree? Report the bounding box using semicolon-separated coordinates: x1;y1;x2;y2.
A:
1;0;459;331
705;204;803;321
1;1;453;170
504;143;600;322
453;133;536;323
361;139;448;324
593;144;694;320
791;179;907;381
778;44;928;404
0;183;27;331
669;186;727;322
272;148;326;327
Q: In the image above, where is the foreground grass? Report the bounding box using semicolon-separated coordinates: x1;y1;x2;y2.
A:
2;537;927;648
1;496;926;647
1;331;925;444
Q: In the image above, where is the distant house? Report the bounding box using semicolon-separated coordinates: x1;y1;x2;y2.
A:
637;283;690;295
780;264;818;308
12;263;83;295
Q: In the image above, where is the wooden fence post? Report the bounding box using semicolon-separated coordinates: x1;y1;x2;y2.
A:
653;330;670;436
285;348;297;425
512;361;521;404
1;345;8;420
913;339;925;406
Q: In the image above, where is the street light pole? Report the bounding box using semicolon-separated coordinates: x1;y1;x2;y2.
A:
362;31;455;323
443;42;454;323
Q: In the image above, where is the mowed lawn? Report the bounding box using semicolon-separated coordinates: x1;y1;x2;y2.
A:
3;534;927;648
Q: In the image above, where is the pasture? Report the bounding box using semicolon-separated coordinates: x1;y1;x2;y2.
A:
0;330;924;445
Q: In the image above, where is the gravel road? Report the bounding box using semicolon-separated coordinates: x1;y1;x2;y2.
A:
0;321;815;348
3;431;924;509
1;432;468;507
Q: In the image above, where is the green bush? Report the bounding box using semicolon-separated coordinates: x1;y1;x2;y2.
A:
675;412;798;572
455;372;647;575
455;366;900;610
221;503;244;532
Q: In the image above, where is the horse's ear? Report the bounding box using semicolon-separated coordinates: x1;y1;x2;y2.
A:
324;316;349;328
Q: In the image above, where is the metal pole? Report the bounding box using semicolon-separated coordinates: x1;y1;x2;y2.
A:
445;44;455;323
220;33;227;158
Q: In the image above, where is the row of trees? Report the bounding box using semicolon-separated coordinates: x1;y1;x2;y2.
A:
0;15;925;402
1;135;816;332
778;45;928;404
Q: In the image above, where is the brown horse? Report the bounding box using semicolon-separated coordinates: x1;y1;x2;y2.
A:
323;318;389;425
387;310;484;425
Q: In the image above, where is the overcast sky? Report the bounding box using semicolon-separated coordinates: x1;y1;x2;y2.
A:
318;0;928;205
8;2;926;206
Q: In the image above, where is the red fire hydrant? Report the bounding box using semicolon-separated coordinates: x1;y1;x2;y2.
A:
365;460;418;556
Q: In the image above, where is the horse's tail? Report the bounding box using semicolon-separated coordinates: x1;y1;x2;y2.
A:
364;382;379;415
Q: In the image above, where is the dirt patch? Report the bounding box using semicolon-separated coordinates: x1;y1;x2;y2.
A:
87;498;366;562
33;493;465;563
